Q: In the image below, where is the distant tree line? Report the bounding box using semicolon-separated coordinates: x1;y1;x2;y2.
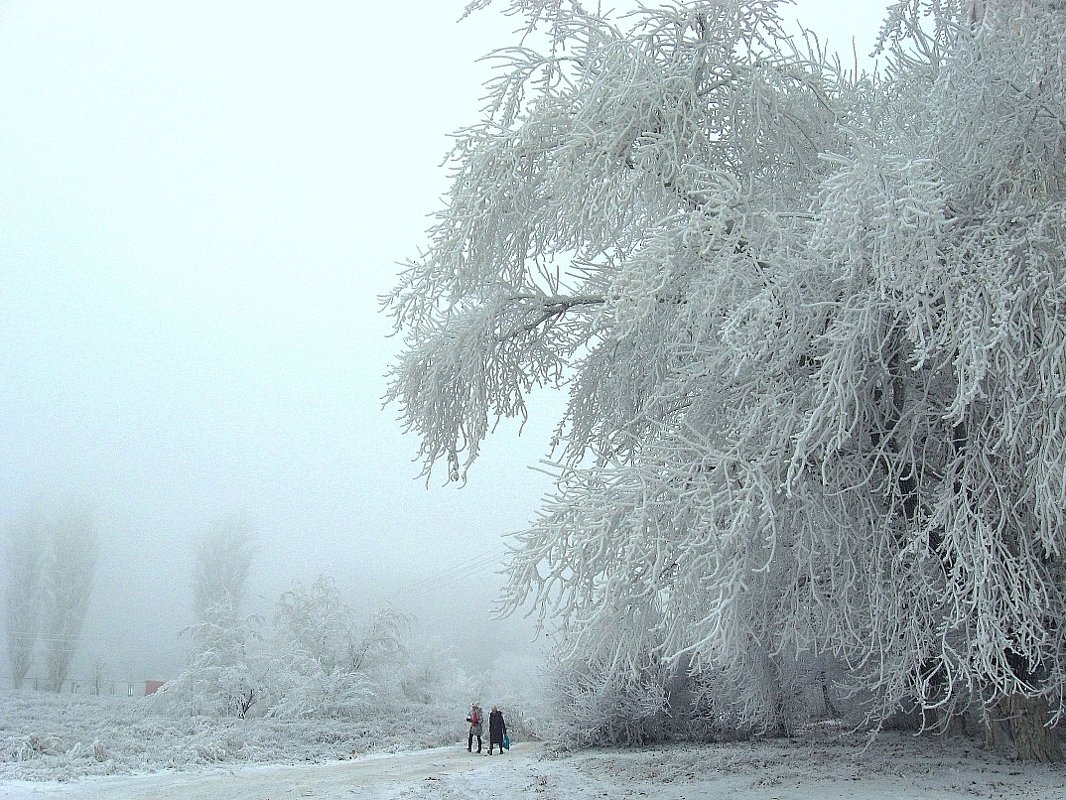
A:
155;519;474;721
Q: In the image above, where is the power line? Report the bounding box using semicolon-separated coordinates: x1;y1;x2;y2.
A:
385;545;511;604
394;548;506;597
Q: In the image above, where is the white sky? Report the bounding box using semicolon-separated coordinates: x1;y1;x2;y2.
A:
0;0;887;681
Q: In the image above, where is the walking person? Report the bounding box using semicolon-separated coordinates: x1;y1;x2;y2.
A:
487;705;508;754
466;703;483;753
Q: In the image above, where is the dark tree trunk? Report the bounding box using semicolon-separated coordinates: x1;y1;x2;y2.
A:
819;668;839;718
985;695;1062;763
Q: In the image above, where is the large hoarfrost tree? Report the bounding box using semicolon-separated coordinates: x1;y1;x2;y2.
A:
387;0;1066;760
785;0;1066;760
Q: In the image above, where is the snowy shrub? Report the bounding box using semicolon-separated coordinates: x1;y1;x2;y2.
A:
155;600;267;718
264;578;415;720
542;616;672;749
265;576;372;719
92;738;110;762
266;663;375;720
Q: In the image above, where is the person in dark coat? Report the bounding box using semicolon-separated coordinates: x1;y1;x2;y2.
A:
487;705;508;754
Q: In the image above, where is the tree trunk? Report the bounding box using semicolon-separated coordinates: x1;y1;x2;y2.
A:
819;668;839;718
985;695;1062;763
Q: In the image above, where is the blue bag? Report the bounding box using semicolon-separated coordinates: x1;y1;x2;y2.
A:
503;734;510;750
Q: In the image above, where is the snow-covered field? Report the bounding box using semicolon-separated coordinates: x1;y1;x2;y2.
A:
2;691;1064;799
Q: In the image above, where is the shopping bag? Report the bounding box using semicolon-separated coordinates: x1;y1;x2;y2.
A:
503;734;510;750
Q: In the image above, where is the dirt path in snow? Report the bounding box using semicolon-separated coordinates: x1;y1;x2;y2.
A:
0;741;543;800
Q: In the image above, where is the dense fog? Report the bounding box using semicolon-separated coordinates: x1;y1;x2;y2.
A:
0;0;555;692
0;0;876;696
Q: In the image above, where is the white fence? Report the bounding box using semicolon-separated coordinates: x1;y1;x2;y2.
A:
0;675;163;697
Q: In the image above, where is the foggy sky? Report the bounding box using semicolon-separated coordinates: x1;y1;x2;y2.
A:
0;0;883;684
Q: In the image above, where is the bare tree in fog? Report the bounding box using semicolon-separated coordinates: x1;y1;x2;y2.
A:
40;506;99;692
2;513;45;688
193;518;256;620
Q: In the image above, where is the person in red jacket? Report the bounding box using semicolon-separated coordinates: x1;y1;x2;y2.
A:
466;703;483;753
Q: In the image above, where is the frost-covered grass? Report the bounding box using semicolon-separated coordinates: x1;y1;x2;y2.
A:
2;689;1065;799
0;688;487;782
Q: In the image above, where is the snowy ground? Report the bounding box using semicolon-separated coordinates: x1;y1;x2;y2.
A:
2;691;1065;799
3;735;1066;800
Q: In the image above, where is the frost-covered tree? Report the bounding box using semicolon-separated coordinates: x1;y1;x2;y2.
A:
3;506;99;692
2;515;45;688
39;507;98;693
161;600;265;717
350;605;412;675
260;577;414;719
268;576;371;718
781;0;1066;761
387;0;1066;761
273;576;355;675
160;518;261;716
399;634;469;707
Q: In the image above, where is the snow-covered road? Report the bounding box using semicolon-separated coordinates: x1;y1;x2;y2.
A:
3;736;1065;800
0;741;543;800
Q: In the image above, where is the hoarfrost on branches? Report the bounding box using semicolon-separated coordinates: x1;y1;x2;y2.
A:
159;600;265;719
160;574;424;723
267;577;411;719
387;0;1066;760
